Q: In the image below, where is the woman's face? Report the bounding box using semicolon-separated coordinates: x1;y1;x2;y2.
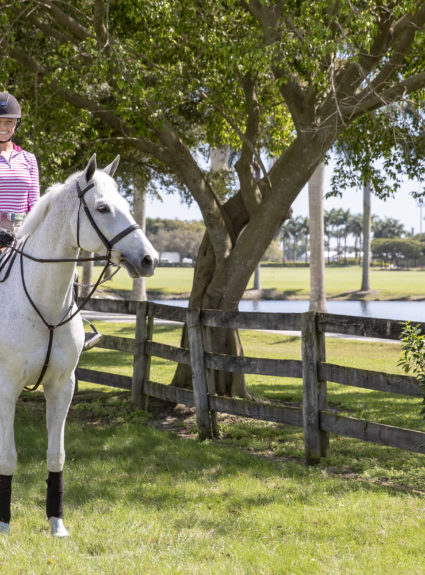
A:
0;118;17;143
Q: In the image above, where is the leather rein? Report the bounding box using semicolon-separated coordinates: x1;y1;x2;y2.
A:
7;179;140;392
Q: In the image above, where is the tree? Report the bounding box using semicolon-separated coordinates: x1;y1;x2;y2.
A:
346;214;363;264
331;100;425;290
324;210;334;264
362;181;372;291
280;221;293;263
371;238;422;267
373;217;406;238
4;1;425;398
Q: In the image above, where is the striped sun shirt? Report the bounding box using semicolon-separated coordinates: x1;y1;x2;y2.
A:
0;143;40;214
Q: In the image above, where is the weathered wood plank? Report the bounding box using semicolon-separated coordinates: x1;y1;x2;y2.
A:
132;301;152;409
302;312;328;464
98;335;135;353
321;363;420;397
80;298;138;315
146;341;191;365
204;353;303;378
203;325;220;438
75;368;132;390
144;381;195;406
209;396;303;426
201;309;302;331
320;411;425;454
147;302;187;323
318;313;421;340
187;308;212;440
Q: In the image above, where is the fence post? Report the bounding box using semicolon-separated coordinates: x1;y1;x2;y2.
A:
132;300;152;410
302;311;328;464
317;315;329;458
187;308;213;440
203;325;220;439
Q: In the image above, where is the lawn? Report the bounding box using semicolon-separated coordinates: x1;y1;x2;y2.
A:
91;264;425;300
1;322;420;573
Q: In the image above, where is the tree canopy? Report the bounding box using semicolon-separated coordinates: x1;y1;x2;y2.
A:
3;1;425;394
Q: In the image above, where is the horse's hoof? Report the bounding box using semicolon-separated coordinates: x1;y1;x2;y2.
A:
0;521;10;534
49;517;69;537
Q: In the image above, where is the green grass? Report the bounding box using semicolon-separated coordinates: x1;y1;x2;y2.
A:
4;323;425;574
92;265;425;300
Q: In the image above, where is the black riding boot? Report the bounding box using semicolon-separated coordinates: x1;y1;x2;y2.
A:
0;474;12;525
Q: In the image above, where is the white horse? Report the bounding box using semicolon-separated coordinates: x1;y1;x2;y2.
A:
0;154;158;536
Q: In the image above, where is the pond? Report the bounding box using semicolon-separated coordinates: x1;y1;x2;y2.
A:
158;299;425;322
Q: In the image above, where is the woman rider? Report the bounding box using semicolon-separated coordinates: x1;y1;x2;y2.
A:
0;92;39;235
0;92;100;349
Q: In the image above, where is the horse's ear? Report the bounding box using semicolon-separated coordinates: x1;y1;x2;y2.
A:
103;155;120;178
83;154;97;183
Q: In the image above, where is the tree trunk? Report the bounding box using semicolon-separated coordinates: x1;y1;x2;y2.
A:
308;163;327;313
169;138;338;398
131;176;147;301
361;180;371;292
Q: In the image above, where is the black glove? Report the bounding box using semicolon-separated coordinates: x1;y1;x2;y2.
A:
0;230;15;248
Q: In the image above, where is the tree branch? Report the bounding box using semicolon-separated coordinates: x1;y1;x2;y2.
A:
234;74;265;215
26;11;70;44
153;116;235;255
37;1;91;41
349;71;425;120
94;0;111;55
367;5;425;94
10;46;170;162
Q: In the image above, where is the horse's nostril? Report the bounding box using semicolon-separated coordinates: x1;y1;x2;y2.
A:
142;255;153;269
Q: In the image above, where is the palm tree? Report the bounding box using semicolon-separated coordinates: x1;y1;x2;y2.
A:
331;208;350;262
280;220;294;263
373;216;406;238
324;210;333;264
346;214;363;264
308;163;326;312
297;216;310;263
361;180;371;291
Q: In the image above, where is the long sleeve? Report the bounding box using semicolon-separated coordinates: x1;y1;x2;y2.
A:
27;153;40;212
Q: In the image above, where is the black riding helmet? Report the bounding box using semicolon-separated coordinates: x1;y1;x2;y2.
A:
0;93;21;140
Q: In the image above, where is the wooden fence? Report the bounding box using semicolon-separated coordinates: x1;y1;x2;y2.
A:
76;298;425;464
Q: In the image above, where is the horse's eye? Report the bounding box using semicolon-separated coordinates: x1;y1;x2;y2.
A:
96;203;111;214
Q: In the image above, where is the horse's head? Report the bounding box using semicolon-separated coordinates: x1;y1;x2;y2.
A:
74;154;158;278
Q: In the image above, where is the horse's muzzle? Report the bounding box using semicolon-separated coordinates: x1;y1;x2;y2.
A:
122;252;158;278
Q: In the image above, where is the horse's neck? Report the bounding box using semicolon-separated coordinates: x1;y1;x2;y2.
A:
20;203;78;322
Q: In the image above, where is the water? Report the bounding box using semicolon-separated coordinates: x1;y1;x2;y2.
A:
156;299;425;322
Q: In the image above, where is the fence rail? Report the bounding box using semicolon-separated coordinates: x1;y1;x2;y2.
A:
77;298;425;464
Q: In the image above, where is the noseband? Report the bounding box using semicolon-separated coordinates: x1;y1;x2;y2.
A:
11;178;142;391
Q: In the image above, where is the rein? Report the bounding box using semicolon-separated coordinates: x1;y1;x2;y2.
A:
10;179;141;392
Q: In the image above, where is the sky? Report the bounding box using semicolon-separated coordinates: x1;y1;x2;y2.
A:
146;164;425;235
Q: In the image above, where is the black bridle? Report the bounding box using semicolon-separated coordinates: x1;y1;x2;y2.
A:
76;180;140;256
9;178;141;391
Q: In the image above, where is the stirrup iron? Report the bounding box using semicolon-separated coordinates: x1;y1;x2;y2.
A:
83;318;102;351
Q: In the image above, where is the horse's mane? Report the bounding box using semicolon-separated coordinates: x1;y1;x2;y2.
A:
17;173;80;238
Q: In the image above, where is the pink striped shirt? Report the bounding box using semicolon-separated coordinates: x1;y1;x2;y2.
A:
0;143;40;214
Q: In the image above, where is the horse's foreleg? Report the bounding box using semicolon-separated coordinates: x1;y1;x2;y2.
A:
0;387;17;534
44;376;74;537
